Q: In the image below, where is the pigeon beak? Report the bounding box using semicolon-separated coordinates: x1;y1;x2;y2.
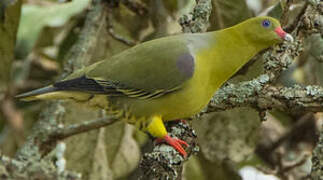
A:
275;27;294;42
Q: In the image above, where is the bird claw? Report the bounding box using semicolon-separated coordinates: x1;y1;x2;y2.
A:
155;134;188;157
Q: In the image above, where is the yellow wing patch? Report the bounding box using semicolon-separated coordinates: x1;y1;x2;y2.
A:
95;79;181;100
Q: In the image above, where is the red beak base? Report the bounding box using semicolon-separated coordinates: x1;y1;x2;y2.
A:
275;27;286;39
275;27;294;42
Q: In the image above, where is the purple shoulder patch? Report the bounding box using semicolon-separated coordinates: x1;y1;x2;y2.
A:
176;53;195;78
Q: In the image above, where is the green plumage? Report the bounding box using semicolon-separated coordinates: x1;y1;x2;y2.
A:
17;17;292;156
87;35;195;91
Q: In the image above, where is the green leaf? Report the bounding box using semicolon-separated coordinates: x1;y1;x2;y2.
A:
15;0;90;58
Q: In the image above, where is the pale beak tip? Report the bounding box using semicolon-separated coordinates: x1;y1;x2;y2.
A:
284;33;294;42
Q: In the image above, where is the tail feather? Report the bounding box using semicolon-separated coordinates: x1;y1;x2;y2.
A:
15;85;58;101
15;76;101;102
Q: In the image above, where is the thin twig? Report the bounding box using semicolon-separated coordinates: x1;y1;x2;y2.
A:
108;23;137;46
51;116;118;140
280;154;309;174
285;2;309;32
121;0;148;16
255;113;315;166
257;153;310;179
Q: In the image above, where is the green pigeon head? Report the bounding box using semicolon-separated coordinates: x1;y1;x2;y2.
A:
236;16;294;46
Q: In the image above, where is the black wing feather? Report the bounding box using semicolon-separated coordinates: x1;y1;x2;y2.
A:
53;76;177;99
54;76;105;93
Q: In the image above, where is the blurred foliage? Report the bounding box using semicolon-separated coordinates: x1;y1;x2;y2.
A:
15;0;90;59
0;0;21;86
0;0;22;152
209;0;252;30
267;2;283;19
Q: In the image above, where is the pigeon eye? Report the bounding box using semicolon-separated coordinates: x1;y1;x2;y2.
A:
262;20;271;28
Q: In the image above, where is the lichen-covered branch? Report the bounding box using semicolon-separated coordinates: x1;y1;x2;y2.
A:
0;155;81;180
179;0;212;33
204;80;323;115
61;0;108;76
140;121;199;180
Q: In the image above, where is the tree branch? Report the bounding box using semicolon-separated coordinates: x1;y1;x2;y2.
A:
255;113;315;167
0;155;81;180
204;81;323;115
179;0;212;33
107;22;137;46
140;121;199;180
50;115;118;140
121;0;148;16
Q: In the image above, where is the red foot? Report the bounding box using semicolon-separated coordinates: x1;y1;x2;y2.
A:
155;135;189;157
175;119;187;124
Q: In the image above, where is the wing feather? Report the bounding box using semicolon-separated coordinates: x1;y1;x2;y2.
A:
61;34;200;100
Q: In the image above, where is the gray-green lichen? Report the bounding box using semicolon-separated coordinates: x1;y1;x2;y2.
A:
263;38;303;83
205;77;323;115
179;0;212;33
140;121;198;179
206;74;270;113
0;155;81;180
16;101;65;160
306;85;323;97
